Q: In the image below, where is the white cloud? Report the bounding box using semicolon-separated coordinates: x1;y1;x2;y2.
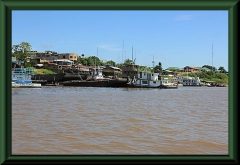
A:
97;44;122;51
41;44;52;48
173;15;193;21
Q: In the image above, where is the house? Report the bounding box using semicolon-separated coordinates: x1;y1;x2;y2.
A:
162;70;174;76
165;67;180;72
183;66;202;72
30;51;78;64
58;53;78;64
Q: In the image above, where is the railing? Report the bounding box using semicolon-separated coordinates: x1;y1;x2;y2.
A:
12;68;35;75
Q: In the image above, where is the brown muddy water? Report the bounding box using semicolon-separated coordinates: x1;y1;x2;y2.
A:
12;86;228;155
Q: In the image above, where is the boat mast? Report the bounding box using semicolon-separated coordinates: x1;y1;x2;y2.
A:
132;46;133;63
96;47;98;71
152;55;155;69
212;43;213;73
122;40;124;63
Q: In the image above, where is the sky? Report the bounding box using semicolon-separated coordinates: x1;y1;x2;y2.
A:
12;10;228;70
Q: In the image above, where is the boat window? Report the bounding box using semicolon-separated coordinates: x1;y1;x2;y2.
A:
142;80;148;84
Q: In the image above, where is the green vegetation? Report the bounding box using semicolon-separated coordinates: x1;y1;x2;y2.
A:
32;68;56;75
12;42;35;67
77;55;106;66
179;71;228;84
153;62;163;74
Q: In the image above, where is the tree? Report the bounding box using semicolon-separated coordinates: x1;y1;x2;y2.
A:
12;42;34;66
154;62;163;74
202;65;217;72
106;60;116;66
218;66;227;73
30;59;38;67
89;56;101;66
87;58;94;66
124;59;132;64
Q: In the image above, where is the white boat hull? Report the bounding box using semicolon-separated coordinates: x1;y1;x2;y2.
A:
12;82;41;88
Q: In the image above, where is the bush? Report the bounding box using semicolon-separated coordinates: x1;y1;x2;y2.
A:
34;69;56;75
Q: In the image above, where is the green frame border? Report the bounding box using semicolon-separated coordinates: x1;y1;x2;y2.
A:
0;0;238;164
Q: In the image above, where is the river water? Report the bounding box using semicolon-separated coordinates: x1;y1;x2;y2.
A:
12;86;228;155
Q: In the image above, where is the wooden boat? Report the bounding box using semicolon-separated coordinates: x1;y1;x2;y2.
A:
62;66;128;87
31;73;66;84
62;78;128;87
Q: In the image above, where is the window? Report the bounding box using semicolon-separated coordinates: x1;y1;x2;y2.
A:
142;81;148;84
70;56;72;58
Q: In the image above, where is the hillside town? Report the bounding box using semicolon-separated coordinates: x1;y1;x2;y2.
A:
11;42;228;88
12;48;228;88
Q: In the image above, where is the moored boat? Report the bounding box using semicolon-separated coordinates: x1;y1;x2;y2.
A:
31;73;66;84
12;81;41;88
12;68;41;88
128;71;161;88
62;66;128;87
182;77;201;86
159;78;178;89
128;71;178;89
62;78;128;87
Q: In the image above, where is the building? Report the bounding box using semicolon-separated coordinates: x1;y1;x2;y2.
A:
162;70;174;76
183;66;202;72
30;51;78;64
58;53;78;64
30;50;59;63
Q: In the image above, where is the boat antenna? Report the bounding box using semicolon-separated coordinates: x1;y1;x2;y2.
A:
122;40;124;63
135;49;136;61
212;43;213;73
125;50;126;61
152;55;155;68
132;46;133;63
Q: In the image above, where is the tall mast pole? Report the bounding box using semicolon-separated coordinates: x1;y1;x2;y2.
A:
152;55;155;69
132;46;133;62
125;50;126;61
212;43;213;73
97;47;98;67
122;40;124;63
